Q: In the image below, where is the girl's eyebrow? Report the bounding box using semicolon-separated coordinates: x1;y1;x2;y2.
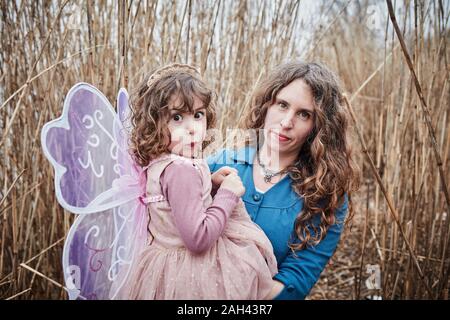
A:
169;106;206;114
276;98;314;113
169;108;181;114
194;106;206;112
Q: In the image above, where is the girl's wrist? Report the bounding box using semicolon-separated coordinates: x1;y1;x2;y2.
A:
216;186;240;202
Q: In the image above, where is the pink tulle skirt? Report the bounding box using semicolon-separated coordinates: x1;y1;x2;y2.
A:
116;201;278;300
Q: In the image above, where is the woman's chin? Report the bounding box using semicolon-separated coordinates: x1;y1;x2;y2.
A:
266;136;291;152
263;132;302;155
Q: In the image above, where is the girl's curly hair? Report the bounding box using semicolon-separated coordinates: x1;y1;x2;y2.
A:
129;64;217;167
244;61;361;252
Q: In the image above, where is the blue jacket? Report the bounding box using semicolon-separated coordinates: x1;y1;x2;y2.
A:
207;146;348;300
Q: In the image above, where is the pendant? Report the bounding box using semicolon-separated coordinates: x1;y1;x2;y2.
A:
259;166;273;183
263;174;273;183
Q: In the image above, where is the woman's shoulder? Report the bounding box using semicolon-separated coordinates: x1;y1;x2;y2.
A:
206;148;232;165
206;146;256;171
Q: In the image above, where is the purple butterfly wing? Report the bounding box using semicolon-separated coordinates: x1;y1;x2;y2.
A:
41;83;149;299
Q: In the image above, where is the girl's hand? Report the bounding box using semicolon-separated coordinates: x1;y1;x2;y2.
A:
220;172;245;197
263;280;285;300
211;166;238;187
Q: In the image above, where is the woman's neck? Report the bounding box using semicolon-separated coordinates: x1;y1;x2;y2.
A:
257;143;298;171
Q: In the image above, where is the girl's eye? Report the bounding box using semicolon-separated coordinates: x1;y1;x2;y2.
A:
172;114;183;122
194;111;205;119
297;111;311;120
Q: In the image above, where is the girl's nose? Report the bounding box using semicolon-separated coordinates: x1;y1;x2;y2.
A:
186;119;196;135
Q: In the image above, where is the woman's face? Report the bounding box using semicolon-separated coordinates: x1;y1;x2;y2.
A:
167;94;207;158
263;79;315;157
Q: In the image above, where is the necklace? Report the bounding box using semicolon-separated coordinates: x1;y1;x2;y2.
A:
257;151;291;183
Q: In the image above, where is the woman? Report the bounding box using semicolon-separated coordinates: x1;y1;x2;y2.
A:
208;61;360;299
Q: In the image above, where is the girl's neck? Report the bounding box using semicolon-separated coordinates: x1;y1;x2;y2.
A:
149;152;194;166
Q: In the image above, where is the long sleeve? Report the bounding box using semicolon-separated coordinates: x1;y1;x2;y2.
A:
160;159;239;254
273;194;349;300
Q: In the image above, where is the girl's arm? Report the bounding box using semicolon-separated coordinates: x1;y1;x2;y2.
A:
160;159;239;254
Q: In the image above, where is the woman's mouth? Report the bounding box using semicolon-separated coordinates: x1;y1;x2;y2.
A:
272;131;291;142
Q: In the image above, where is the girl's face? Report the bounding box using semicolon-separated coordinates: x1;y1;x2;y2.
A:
167;94;207;159
263;79;315;157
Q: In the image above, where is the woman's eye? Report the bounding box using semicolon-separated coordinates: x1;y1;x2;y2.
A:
172;114;183;122
278;103;288;109
194;111;205;119
297;111;310;120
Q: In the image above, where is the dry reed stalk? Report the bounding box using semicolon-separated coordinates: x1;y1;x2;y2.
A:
0;44;105;112
343;95;433;297
356;175;371;300
0;237;65;285
305;0;352;61
0;0;70;148
5;288;31;300
19;263;69;294
386;0;450;298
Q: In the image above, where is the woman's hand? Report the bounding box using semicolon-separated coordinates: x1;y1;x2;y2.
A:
220;172;245;197
264;280;285;300
211;166;238;187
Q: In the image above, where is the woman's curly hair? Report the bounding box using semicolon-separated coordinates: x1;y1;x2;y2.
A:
244;61;361;252
129;64;217;167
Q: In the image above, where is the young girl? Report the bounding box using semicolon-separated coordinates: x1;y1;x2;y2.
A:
115;63;278;299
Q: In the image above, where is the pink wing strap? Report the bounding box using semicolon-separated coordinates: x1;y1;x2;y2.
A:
139;194;165;205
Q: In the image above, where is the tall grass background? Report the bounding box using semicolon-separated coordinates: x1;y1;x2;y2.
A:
0;0;449;299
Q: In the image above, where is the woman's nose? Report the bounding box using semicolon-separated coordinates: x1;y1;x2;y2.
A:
280;113;294;129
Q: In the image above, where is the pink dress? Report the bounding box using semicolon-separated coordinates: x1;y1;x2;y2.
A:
116;154;278;299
